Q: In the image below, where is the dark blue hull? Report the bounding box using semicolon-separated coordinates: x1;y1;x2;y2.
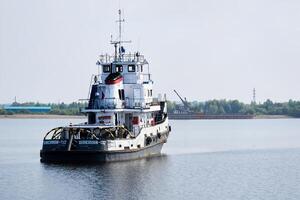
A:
40;142;164;163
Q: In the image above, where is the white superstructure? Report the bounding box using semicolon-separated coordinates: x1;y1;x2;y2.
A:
80;9;169;152
41;10;170;162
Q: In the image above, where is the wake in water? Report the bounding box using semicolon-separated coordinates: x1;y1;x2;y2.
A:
162;146;300;156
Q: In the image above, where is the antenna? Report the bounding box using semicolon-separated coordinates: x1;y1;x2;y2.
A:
110;9;131;61
117;9;124;43
252;88;256;104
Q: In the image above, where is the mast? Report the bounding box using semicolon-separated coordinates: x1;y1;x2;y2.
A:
110;9;131;61
117;9;123;45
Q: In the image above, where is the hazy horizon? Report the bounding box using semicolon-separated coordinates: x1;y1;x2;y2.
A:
1;0;300;104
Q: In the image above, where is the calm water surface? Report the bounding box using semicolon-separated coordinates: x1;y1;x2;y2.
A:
0;118;300;200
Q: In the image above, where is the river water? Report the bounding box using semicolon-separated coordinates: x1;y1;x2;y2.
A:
0;118;300;200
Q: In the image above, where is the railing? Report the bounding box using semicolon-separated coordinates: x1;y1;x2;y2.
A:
87;98;123;109
85;97;159;110
98;53;146;64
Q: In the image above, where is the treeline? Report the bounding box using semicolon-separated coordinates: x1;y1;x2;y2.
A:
1;100;300;117
167;99;300;117
48;102;87;115
0;102;87;115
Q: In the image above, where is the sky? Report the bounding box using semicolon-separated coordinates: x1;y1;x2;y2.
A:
0;0;300;104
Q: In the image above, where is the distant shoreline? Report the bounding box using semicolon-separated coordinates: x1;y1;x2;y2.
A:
0;114;295;119
253;115;292;119
0;114;86;119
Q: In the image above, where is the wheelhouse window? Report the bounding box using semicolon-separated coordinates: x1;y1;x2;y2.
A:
128;65;136;72
115;65;123;72
103;65;111;73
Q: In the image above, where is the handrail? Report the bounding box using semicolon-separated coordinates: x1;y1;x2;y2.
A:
98;53;146;64
86;97;158;110
43;125;136;141
134;113;168;137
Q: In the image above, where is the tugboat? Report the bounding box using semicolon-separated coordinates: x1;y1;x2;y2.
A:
40;10;171;163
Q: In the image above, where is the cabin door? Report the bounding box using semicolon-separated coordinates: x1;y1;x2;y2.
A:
133;88;141;107
125;113;133;131
88;113;96;124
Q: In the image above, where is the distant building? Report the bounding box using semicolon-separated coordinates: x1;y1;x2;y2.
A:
4;106;51;113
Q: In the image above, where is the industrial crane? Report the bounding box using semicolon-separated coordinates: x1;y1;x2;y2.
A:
173;90;192;113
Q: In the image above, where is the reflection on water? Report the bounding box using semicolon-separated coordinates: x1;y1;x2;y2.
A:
1;118;300;200
40;155;169;199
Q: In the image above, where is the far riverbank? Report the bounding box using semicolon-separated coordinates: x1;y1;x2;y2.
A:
0;114;85;119
0;114;294;120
